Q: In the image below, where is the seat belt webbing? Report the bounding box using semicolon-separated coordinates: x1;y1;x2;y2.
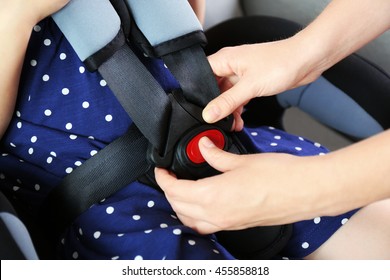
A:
162;45;221;108
98;43;171;152
47;125;150;232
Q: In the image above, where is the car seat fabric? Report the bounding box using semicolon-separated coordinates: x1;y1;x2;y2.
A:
0;191;39;260
0;18;358;260
277;76;383;139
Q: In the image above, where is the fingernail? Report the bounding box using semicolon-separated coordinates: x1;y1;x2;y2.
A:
202;105;220;123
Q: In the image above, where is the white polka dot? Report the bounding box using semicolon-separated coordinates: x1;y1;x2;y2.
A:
69;134;77;140
105;115;113;122
88;136;95;140
50;151;57;157
34;184;40;191
72;252;79;259
62;88;70;95
79;66;85;73
59;53;67;60
43;39;51;46
42;74;50;81
33;25;41;32
299;137;304;141
30;60;37;67
134;255;143;260
47;157;53;164
0;174;5;179
268;126;275;130
133;215;141;221
65;167;73;174
173;229;182;235
341;218;349;225
160;223;168;228
163;63;168;69
147;201;155;208
301;242;310;249
90;150;98;156
170;215;178;220
44;109;52;116
270;143;278;147
274;135;282;140
31;136;37;143
188;240;196;246
111;256;119;260
79;228;83;235
16;111;21;117
213;249;220;254
10;143;16;148
93;231;101;239
314;142;321;148
17;122;22;129
319;152;326;156
295;147;302;151
144;229;152;234
251;132;258;136
106;206;114;214
65;123;72;130
28;148;34;155
13;186;20;191
314;217;321;224
16;179;22;184
75;161;82;166
117;233;124;237
82;101;90;109
100;80;107;87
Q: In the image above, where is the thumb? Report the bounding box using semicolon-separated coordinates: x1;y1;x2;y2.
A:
202;81;249;123
199;137;241;172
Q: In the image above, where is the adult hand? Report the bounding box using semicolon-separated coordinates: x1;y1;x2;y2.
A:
203;39;324;130
155;137;329;234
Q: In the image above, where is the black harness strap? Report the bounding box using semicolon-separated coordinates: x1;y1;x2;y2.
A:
47;125;150;233
162;45;221;108
99;43;172;153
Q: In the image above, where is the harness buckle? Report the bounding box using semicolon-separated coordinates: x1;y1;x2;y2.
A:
148;90;233;179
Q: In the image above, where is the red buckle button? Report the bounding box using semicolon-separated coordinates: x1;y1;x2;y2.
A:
186;129;225;164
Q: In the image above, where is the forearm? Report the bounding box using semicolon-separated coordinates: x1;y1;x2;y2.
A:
0;0;69;139
292;0;390;82
0;9;34;139
315;130;390;217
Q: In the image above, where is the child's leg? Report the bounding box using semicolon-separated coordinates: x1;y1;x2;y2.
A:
306;199;390;259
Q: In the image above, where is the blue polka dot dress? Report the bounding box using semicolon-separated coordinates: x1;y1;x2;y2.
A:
0;18;357;260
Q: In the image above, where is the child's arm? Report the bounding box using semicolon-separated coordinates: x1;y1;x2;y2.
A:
188;0;206;25
0;0;69;139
